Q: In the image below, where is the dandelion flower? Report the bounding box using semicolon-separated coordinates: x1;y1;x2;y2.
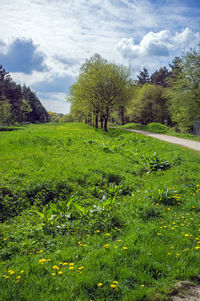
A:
20;270;24;273
58;271;63;275
105;233;110;236
52;273;56;276
53;265;59;270
16;276;21;280
98;283;103;287
69;266;74;270
69;263;74;266
113;281;118;284
111;284;116;288
63;262;68;266
123;246;128;250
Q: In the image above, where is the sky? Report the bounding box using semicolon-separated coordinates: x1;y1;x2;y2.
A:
0;0;200;114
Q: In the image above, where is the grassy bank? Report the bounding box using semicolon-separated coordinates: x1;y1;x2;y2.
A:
0;122;200;300
119;122;200;140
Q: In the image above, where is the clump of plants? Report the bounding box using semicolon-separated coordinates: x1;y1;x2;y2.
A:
144;153;171;173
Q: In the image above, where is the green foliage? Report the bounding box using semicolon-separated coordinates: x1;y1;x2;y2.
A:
127;85;170;125
165;46;200;132
144;153;171;173
0;97;12;126
68;54;133;131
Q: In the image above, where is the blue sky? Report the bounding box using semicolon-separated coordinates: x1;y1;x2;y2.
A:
0;0;199;113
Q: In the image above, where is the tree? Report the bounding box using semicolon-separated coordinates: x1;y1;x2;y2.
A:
128;84;170;125
20;99;32;123
0;96;12;126
68;54;133;131
165;46;200;132
150;66;171;87
137;67;150;85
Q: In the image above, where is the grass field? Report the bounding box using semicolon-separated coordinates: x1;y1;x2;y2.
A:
0;122;200;300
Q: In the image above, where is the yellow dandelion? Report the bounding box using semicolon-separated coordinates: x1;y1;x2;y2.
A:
96;230;100;233
140;284;145;287
16;276;21;280
97;283;103;287
58;271;63;275
113;281;118;284
63;262;68;266
39;259;46;264
69;263;74;266
52;273;56;276
123;246;128;250
105;233;110;236
111;284;116;288
104;244;109;248
78;266;84;270
20;270;24;273
53;265;59;270
69;266;74;270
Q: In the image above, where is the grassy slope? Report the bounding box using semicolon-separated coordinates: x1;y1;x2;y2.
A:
0;122;200;301
120;122;200;140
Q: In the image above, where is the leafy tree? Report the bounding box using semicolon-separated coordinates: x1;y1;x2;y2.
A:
21;99;32;123
69;54;132;131
128;84;170;125
0;96;12;126
137;67;150;85
165;46;200;132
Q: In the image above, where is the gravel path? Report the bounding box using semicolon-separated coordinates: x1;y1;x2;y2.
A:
123;129;200;152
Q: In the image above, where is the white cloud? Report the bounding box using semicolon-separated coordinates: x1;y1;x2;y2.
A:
0;0;200;112
116;28;200;72
38;92;70;114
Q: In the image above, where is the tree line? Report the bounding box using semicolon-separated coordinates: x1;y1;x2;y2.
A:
0;65;48;126
68;46;200;132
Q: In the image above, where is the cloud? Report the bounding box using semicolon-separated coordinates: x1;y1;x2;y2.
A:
116;28;200;61
0;38;48;74
53;56;79;67
37;92;70;114
31;74;74;93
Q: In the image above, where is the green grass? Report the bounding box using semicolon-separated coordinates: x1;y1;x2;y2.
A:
1;122;200;300
120;122;200;140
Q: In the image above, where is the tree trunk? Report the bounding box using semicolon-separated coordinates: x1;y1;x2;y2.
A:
100;115;103;129
95;111;98;128
104;116;108;132
120;106;125;125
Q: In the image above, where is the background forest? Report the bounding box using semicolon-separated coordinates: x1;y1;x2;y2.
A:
0;45;200;134
0;66;48;126
67;46;200;133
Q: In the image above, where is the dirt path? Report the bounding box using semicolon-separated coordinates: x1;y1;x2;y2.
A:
122;129;200;152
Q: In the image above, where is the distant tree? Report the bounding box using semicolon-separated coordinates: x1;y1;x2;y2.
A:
60;114;74;122
20;99;32;123
128;84;170;125
137;67;150;85
165;46;200;132
0;96;12;126
150;66;171;87
69;54;132;131
48;111;61;122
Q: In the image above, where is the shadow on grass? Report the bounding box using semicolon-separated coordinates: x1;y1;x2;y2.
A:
0;127;22;132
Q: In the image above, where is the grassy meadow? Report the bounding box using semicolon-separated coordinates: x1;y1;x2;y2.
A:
0;122;200;300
